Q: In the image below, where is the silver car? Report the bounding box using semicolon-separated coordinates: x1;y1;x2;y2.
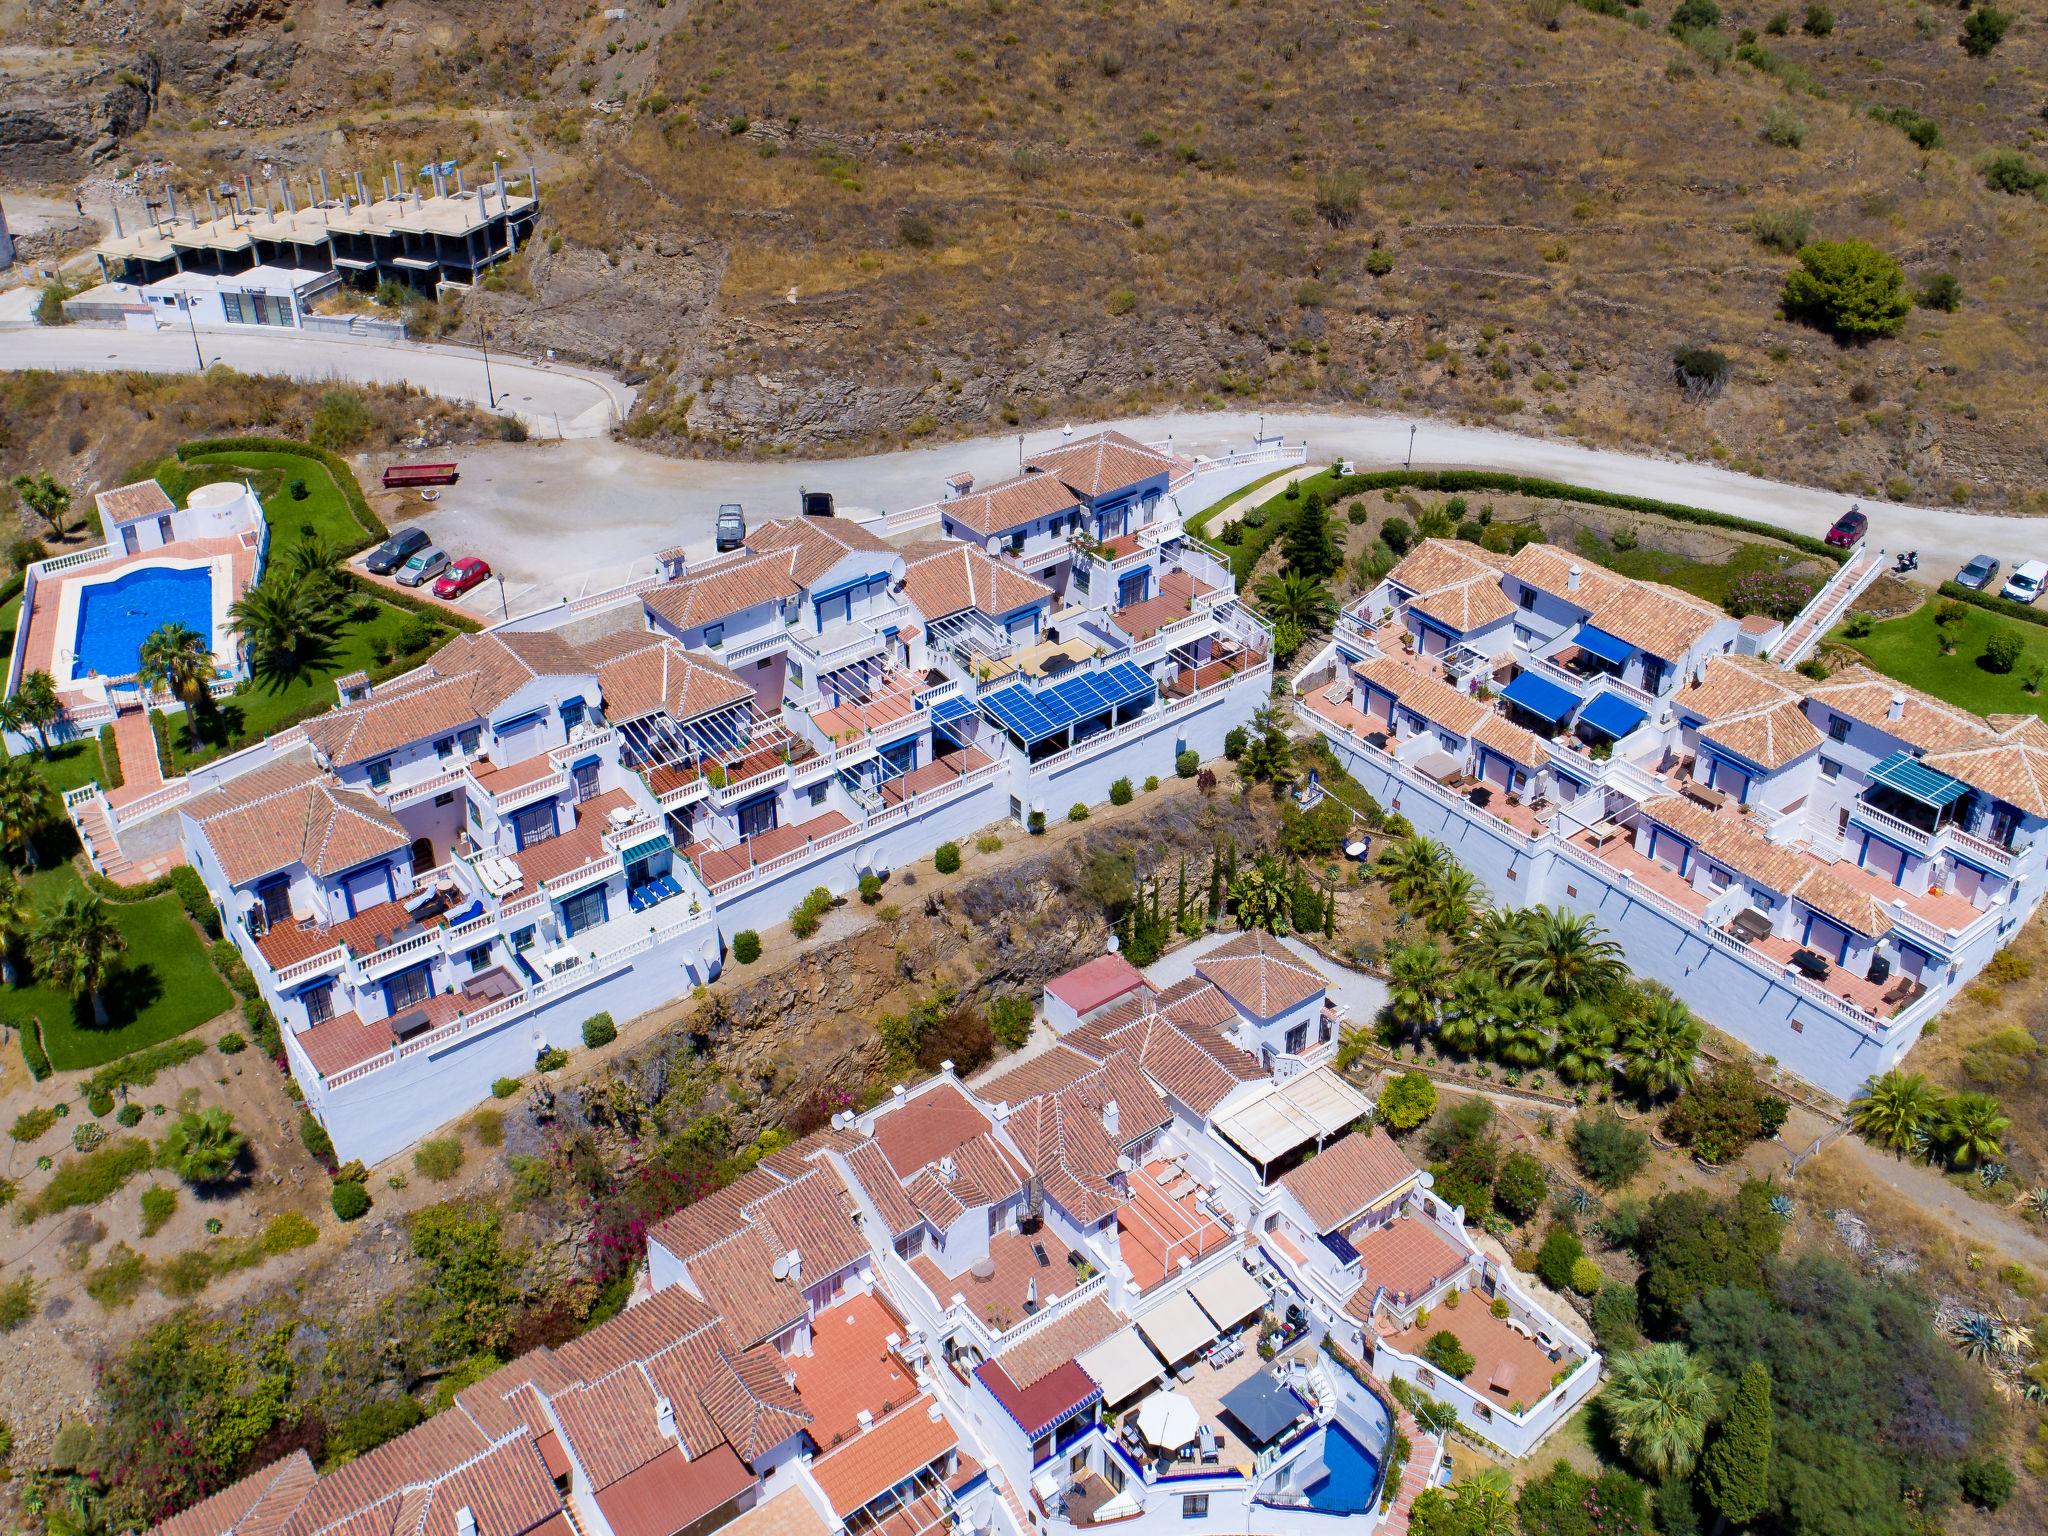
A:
396;546;450;588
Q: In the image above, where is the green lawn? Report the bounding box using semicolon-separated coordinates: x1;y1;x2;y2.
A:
12;739;109;796
2;863;233;1070
177;448;375;554
1183;466;1300;539
1574;529;1828;610
1837;598;2048;719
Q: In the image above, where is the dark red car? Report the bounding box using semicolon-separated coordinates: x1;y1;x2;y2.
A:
1825;508;1868;548
433;556;491;599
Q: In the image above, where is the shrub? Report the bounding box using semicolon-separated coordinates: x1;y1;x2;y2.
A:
167;866;221;937
24;1137;153;1217
1959;1457;2014;1510
1592;1282;1645;1352
1494;1151;1549;1223
1028;810;1046;835
790;886;834;939
535;1045;569;1072
413;1138;464;1181
1422;1329;1477;1378
1801;2;1832;34
0;1276;38;1332
470;1107;505;1147
1661;1060;1787;1164
976;834;1004;853
1961;6;2012;57
1983;630;2024;674
1223;726;1249;759
581;1013;617;1048
1761;103;1806;149
858;872;885;905
1068;802;1089;822
1376;1071;1438;1133
331;1179;373;1223
20;1020;51;1080
1536;1226;1587;1291
732;930;762;964
298;1111;336;1167
1915;272;1962;312
1752;208;1812;253
1781;240;1910;341
1380;516;1414;554
897;213;937;249
10;1107;55;1143
116;1104;143;1127
328;1396;422;1461
1143;775;1159;792
989;994;1034;1051
1105;288;1137;316
216;1032;246;1055
1175;748;1200;778
492;1076;522;1099
309;391;372;450
1572;1110;1651;1188
140;1185;177;1237
86;1087;116;1118
934;842;961;874
1569;1256;1606;1295
73;1122;105;1152
1668;0;1720;29
1108;777;1134;806
1981;151;2048;197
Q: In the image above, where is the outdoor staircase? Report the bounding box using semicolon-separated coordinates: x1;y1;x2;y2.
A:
1381;1403;1441;1535
1774;544;1885;668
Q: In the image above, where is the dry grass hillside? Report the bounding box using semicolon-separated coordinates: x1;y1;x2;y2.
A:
10;0;2048;499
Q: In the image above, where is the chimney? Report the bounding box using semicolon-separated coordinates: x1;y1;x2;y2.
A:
938;1155;957;1184
1101;1097;1120;1140
1888;692;1905;723
1025;1277;1038;1311
455;1511;476;1536
655;1396;676;1440
1567;564;1581;594
927;1400;945;1423
892;1084;907;1108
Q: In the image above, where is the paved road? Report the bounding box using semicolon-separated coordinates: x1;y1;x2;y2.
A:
1823;1136;2048;1270
0;322;633;438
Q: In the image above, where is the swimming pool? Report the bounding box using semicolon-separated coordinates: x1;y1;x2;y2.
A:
71;564;216;681
1299;1420;1382;1515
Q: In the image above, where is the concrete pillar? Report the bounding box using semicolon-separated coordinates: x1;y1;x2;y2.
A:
493;161;505;209
319;168;330;201
112;205;124;238
206;187;218;221
456;165;467;195
528;164;540;200
168;184;179;222
242;174;253;207
355;169;368;205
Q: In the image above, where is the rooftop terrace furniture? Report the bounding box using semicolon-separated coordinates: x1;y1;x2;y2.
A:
389;1009;431;1041
1683;779;1728;811
1790;948;1831;980
461;966;518;1003
1728;908;1774;943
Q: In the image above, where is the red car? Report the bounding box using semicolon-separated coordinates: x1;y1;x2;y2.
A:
1824;507;1868;549
433;556;492;599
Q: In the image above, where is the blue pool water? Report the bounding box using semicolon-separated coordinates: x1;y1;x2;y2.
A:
72;565;215;680
1301;1420;1382;1514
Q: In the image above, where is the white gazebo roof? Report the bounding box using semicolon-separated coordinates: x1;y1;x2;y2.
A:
1210;1067;1372;1165
1135;1290;1218;1367
1077;1327;1166;1406
1191;1261;1269;1331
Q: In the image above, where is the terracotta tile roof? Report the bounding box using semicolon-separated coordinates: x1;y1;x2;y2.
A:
1355;655;1489;737
279;1410;494;1536
903;1167;966;1229
1639;797;1893;937
1068;988;1262;1116
1023;431;1177;498
549;1369;671;1487
870;1082;992;1170
302;675;483;767
756;1124;864;1180
685;1229;808;1349
901;544;1053;623
645;1168;786;1265
714;1491;829;1536
1278;1129;1419;1232
184;760;407;885
784;1294;919;1448
1045;953;1152;1016
1471;713;1550;771
975;1043;1100;1105
552;1285;727;1380
995;1297;1124;1389
1803;664;1995;755
693;1346;813;1462
1342;1215;1470;1310
1384;540;1515;634
1504;543;1627;612
745;1167;867;1280
1925;714;2048;818
580;633;754;725
1584;579;1723;664
1195;932;1328;1017
744;516;896;588
939;471;1080;538
841;1139;922;1236
1676;657;1822;770
413;1436;561;1536
1003;1052;1167;1224
456;1354;577;1441
151;1450;319;1536
643;551;799;631
592;1446;752;1536
973;1358;1100;1441
808;1398;958;1518
98;478;177;524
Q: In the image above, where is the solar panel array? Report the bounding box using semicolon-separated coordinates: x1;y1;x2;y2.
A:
978;661;1157;745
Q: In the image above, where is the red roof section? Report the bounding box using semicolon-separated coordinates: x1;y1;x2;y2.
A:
1045;954;1151;1016
974;1358;1102;1439
593;1446;753;1536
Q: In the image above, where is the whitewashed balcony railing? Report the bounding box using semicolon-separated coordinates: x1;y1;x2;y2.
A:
384;767;472;810
274;943;351;986
1943;824;2019;872
1847;799;1935;854
719;629;791;666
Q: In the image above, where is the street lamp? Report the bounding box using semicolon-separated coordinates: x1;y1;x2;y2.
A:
180;294;205;372
478;314;497;410
1405;423;1416;470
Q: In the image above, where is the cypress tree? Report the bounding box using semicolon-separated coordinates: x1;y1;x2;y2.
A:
1323;878;1336;938
1700;1360;1772;1529
1176;858;1188;930
1208;851;1225;920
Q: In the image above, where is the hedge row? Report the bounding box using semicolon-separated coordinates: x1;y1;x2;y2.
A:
96;723;125;791
1936;580;2048;632
20;1018;52;1081
368;578;484;635
1314;468;1850;565
82;861;221;937
174;435;389;547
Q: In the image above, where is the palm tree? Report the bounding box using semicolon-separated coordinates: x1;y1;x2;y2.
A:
1937;1092;2010;1168
31;891;124;1027
1440;971;1510;1058
1498;906;1628;1006
229;572;337;679
1602;1342;1720;1481
10;471;76;541
1383;941;1451;1044
1492;988;1556;1067
1254;571;1337;634
1420;861;1484;936
282;534;346;597
11;672;62;758
0;866;35;987
1228;862;1290;935
1618;996;1702;1099
1551;1002;1618;1085
161;1107;247;1187
1444;1467;1517;1536
1376;835;1450;909
138;622;217;749
1236;727;1296;799
0;757;54;870
1354;541;1398;591
1849;1070;1941;1155
1466;906;1530;975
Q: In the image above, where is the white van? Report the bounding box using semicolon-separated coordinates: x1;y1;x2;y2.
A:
2001;560;2048;605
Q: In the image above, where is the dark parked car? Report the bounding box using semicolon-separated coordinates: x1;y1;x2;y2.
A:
1824;508;1869;549
716;504;747;551
366;527;431;575
1956;555;2001;591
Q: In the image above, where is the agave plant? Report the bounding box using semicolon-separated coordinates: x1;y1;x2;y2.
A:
2021;1187;2048;1219
1979;1161;2010;1189
1768;1192;1795;1218
1947;1311;2001;1363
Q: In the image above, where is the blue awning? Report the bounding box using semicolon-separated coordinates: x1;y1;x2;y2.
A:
619;835;673;864
1868;750;1971;809
1574;624;1635;667
1501;669;1579;723
1579;692;1647;740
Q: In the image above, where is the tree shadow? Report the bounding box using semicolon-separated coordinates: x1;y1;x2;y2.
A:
245;627;343;694
78;961;163;1032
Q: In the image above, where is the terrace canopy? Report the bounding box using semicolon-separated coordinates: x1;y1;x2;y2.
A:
1573;624;1636;667
1500;670;1578;724
1135;1291;1217;1367
1211;1068;1372;1168
1868;750;1971;810
1577;692;1647;740
1218;1374;1308;1447
1190;1262;1268;1331
1079;1329;1167;1407
978;661;1156;746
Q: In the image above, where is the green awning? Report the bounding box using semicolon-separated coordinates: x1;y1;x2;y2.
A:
620;835;674;863
1868;750;1971;809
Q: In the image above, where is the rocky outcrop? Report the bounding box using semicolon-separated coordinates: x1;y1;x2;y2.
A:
0;57;155;176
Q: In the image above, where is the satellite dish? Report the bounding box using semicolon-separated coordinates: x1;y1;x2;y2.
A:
771;1254;791;1280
